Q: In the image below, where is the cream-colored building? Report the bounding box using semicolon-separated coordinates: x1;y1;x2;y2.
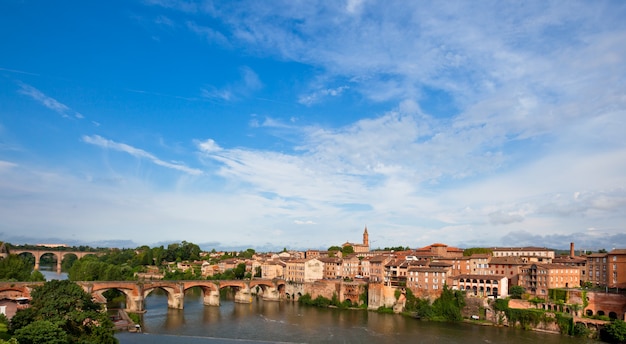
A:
285;258;324;282
491;247;554;263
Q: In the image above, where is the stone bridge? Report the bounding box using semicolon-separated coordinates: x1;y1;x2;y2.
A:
10;249;103;273
0;279;286;313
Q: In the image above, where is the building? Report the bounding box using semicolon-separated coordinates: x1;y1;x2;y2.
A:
412;243;464;259
407;265;450;298
491;247;554;263
341;226;370;253
285;258;324;283
608;249;626;288
450;275;508;298
318;257;342;280
586;253;608;287
520;263;581;296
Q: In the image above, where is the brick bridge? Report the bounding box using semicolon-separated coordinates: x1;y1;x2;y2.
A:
10;249;103;273
0;279;286;313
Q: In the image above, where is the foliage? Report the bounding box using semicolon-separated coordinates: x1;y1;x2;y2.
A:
528;297;544;308
14;320;68;344
380;246;409;252
342;246;354;254
548;288;568;303
234;263;247;279
431;285;465;322
509;286;524;299
572;322;590;338
602;319;626;344
327;246;342;252
555;313;573;335
0;338;18;344
0;254;42;281
462;248;493;256
504;308;546;330
9;280;117;344
493;298;509;312
68;255;134;281
394;289;401;300
376;306;394;314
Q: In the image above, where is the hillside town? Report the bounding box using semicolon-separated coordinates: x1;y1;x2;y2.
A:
150;227;626;319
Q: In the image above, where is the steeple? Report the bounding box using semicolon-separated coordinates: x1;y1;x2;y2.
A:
363;226;369;246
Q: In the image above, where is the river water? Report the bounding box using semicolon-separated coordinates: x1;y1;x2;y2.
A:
32;268;597;343
115;289;599;344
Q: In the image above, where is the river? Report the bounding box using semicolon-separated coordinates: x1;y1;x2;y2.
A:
115;289;599;344
32;268;598;343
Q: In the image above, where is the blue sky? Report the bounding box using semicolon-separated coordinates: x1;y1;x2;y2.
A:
1;1;625;251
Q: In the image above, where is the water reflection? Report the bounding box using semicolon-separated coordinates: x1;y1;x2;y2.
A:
37;265;68;280
124;288;598;344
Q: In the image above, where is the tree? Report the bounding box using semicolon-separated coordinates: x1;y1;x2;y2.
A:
342;245;354;255
234;263;247;279
602;319;626;343
14;320;67;344
509;285;524;299
0;255;33;281
10;280;117;344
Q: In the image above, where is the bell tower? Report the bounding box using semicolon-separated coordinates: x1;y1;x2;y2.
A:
363;226;369;246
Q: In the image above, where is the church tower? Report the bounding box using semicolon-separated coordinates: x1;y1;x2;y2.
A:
363;226;369;246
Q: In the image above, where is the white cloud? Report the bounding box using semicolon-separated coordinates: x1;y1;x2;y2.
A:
17;82;84;119
82;135;203;175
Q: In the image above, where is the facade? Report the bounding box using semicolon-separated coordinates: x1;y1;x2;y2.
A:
488;256;526;287
608;249;626;288
285;258;324;282
260;260;285;279
520;263;581;296
450;274;508;298
491;247;554;263
407;265;450;298
318;257;342;280
467;254;491;275
367;255;390;283
586;253;608;287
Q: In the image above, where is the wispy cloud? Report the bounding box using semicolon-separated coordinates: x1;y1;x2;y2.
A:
17;82;84;119
200;66;263;101
82;135;203;175
299;85;349;105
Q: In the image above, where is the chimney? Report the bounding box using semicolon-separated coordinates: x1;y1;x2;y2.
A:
570;242;575;258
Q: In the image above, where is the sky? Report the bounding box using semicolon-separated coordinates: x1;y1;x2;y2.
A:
1;1;625;252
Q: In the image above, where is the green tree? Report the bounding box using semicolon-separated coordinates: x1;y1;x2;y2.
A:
14;320;68;344
342;245;354;255
234;263;247;279
0;255;33;281
10;280;117;344
602;319;626;343
510;285;524;299
431;285;465;322
463;248;493;256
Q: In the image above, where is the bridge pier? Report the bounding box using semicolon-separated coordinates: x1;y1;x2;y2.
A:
262;287;280;301
127;295;145;313
234;287;252;303
169;290;184;309
204;290;220;306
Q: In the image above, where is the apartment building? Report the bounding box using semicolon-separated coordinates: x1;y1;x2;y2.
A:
608;249;626;288
407;265;450;298
519;263;581;296
260;260;285;279
285;258;324;282
587;249;626;288
491;247;554;263
367;255;390;283
468;254;491;275
318;257;342;280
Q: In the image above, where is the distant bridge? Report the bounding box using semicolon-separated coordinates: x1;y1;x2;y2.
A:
10;249;103;273
0;279;286;313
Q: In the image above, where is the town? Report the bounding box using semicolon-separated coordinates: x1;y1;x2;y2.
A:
1;227;626;342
